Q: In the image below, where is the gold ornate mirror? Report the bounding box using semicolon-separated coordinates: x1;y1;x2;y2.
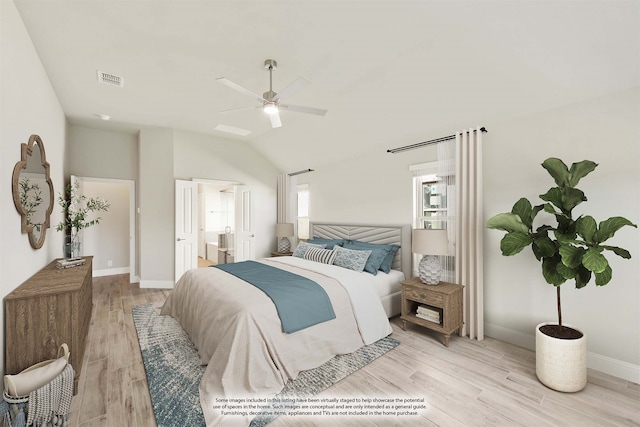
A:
12;134;54;249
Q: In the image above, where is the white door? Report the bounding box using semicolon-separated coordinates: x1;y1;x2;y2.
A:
233;185;254;262
175;180;198;282
198;186;206;258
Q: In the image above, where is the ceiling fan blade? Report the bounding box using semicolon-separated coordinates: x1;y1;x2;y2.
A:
219;106;260;114
216;78;265;102
269;112;282;128
273;77;310;101
280;103;328;116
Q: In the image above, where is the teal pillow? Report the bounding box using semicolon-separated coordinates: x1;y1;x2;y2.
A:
345;241;400;274
343;241;391;275
307;238;346;250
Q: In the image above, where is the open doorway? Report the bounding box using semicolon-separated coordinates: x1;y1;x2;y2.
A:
197;181;236;266
74;176;137;282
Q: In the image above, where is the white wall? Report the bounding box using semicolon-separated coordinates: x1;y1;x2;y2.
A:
139;128;175;286
0;0;68;376
304;87;640;381
69;126;138;180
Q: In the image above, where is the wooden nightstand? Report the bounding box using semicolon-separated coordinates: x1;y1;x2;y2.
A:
400;277;464;347
270;251;293;257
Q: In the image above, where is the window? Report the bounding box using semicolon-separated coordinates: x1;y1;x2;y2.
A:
297;184;309;239
411;162;453;231
411;161;455;281
418;178;450;230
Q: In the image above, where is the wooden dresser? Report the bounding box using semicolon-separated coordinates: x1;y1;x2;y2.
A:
5;257;93;393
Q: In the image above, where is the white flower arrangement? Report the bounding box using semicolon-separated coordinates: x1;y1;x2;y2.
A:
56;181;110;257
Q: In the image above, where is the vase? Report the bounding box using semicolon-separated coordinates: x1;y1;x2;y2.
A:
66;238;81;259
536;322;587;392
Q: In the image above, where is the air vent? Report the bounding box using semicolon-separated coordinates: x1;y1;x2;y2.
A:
97;70;124;87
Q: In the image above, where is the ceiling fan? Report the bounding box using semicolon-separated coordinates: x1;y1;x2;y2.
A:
217;59;327;128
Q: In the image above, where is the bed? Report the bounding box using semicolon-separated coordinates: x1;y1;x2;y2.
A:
160;222;410;426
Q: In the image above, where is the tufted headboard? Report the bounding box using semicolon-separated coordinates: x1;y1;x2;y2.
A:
309;222;412;279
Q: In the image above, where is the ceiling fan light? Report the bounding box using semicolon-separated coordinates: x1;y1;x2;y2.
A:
263;102;279;115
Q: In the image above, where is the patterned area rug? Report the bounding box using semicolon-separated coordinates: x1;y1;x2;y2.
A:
132;304;399;427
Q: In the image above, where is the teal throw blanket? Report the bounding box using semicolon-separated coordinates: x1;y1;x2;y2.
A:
214;261;336;333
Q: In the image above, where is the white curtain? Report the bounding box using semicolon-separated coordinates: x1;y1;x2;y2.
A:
454;127;484;340
276;173;297;240
437;140;456;283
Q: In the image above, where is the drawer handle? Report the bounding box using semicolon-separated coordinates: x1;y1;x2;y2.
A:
419;293;426;299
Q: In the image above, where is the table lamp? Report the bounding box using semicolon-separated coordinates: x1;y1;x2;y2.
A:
412;229;450;285
276;223;294;253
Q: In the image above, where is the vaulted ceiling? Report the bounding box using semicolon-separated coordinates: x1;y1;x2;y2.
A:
15;1;639;172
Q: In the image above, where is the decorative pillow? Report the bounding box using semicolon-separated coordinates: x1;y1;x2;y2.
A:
379;244;400;273
346;241;400;273
292;241;326;258
332;246;372;273
307;238;346;250
303;247;337;265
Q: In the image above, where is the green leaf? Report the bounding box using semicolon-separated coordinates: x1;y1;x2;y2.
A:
601;245;632;259
487;213;529;234
543;203;558;215
593;217;638;243
540;188;563;210
500;233;532;256
582;248;609;273
568;160;598;187
576;215;597;243
542;256;567;286
556;262;577;281
575;265;592;289
531;204;544;224
595;265;612;286
542;158;570;187
558;244;584;268
560;187;587;212
533;236;556;258
512;198;533;228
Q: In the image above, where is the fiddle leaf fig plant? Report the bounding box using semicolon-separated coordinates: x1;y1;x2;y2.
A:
487;158;636;332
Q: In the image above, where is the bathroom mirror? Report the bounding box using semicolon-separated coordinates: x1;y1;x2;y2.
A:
12;134;54;249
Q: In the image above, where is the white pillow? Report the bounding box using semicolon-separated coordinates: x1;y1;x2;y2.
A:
293;241;326;258
332;246;372;272
303;247;337;265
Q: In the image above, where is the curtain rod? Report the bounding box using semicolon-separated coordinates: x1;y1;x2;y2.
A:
387;127;488;154
288;168;314;176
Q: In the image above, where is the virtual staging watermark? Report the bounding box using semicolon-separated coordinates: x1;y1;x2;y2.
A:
213;396;428;418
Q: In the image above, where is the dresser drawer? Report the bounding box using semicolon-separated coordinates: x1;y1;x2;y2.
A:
403;286;444;306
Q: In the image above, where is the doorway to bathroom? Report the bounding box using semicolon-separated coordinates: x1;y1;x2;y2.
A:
197;180;236;266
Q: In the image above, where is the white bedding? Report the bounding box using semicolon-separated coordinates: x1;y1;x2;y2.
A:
268;256;398;343
160;257;395;426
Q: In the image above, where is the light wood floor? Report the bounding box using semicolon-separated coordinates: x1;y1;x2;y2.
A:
69;273;640;426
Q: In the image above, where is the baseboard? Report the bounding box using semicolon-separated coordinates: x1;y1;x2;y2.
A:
485;322;640;383
139;280;174;289
93;266;130;277
587;352;640;384
485;322;535;351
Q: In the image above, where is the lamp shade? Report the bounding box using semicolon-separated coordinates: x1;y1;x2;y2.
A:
276;223;294;237
412;229;449;256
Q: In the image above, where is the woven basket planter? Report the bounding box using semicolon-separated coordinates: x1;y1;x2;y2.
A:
535;322;587;392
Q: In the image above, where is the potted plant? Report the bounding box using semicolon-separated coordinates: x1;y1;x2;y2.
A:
486;158;636;392
56;181;110;259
